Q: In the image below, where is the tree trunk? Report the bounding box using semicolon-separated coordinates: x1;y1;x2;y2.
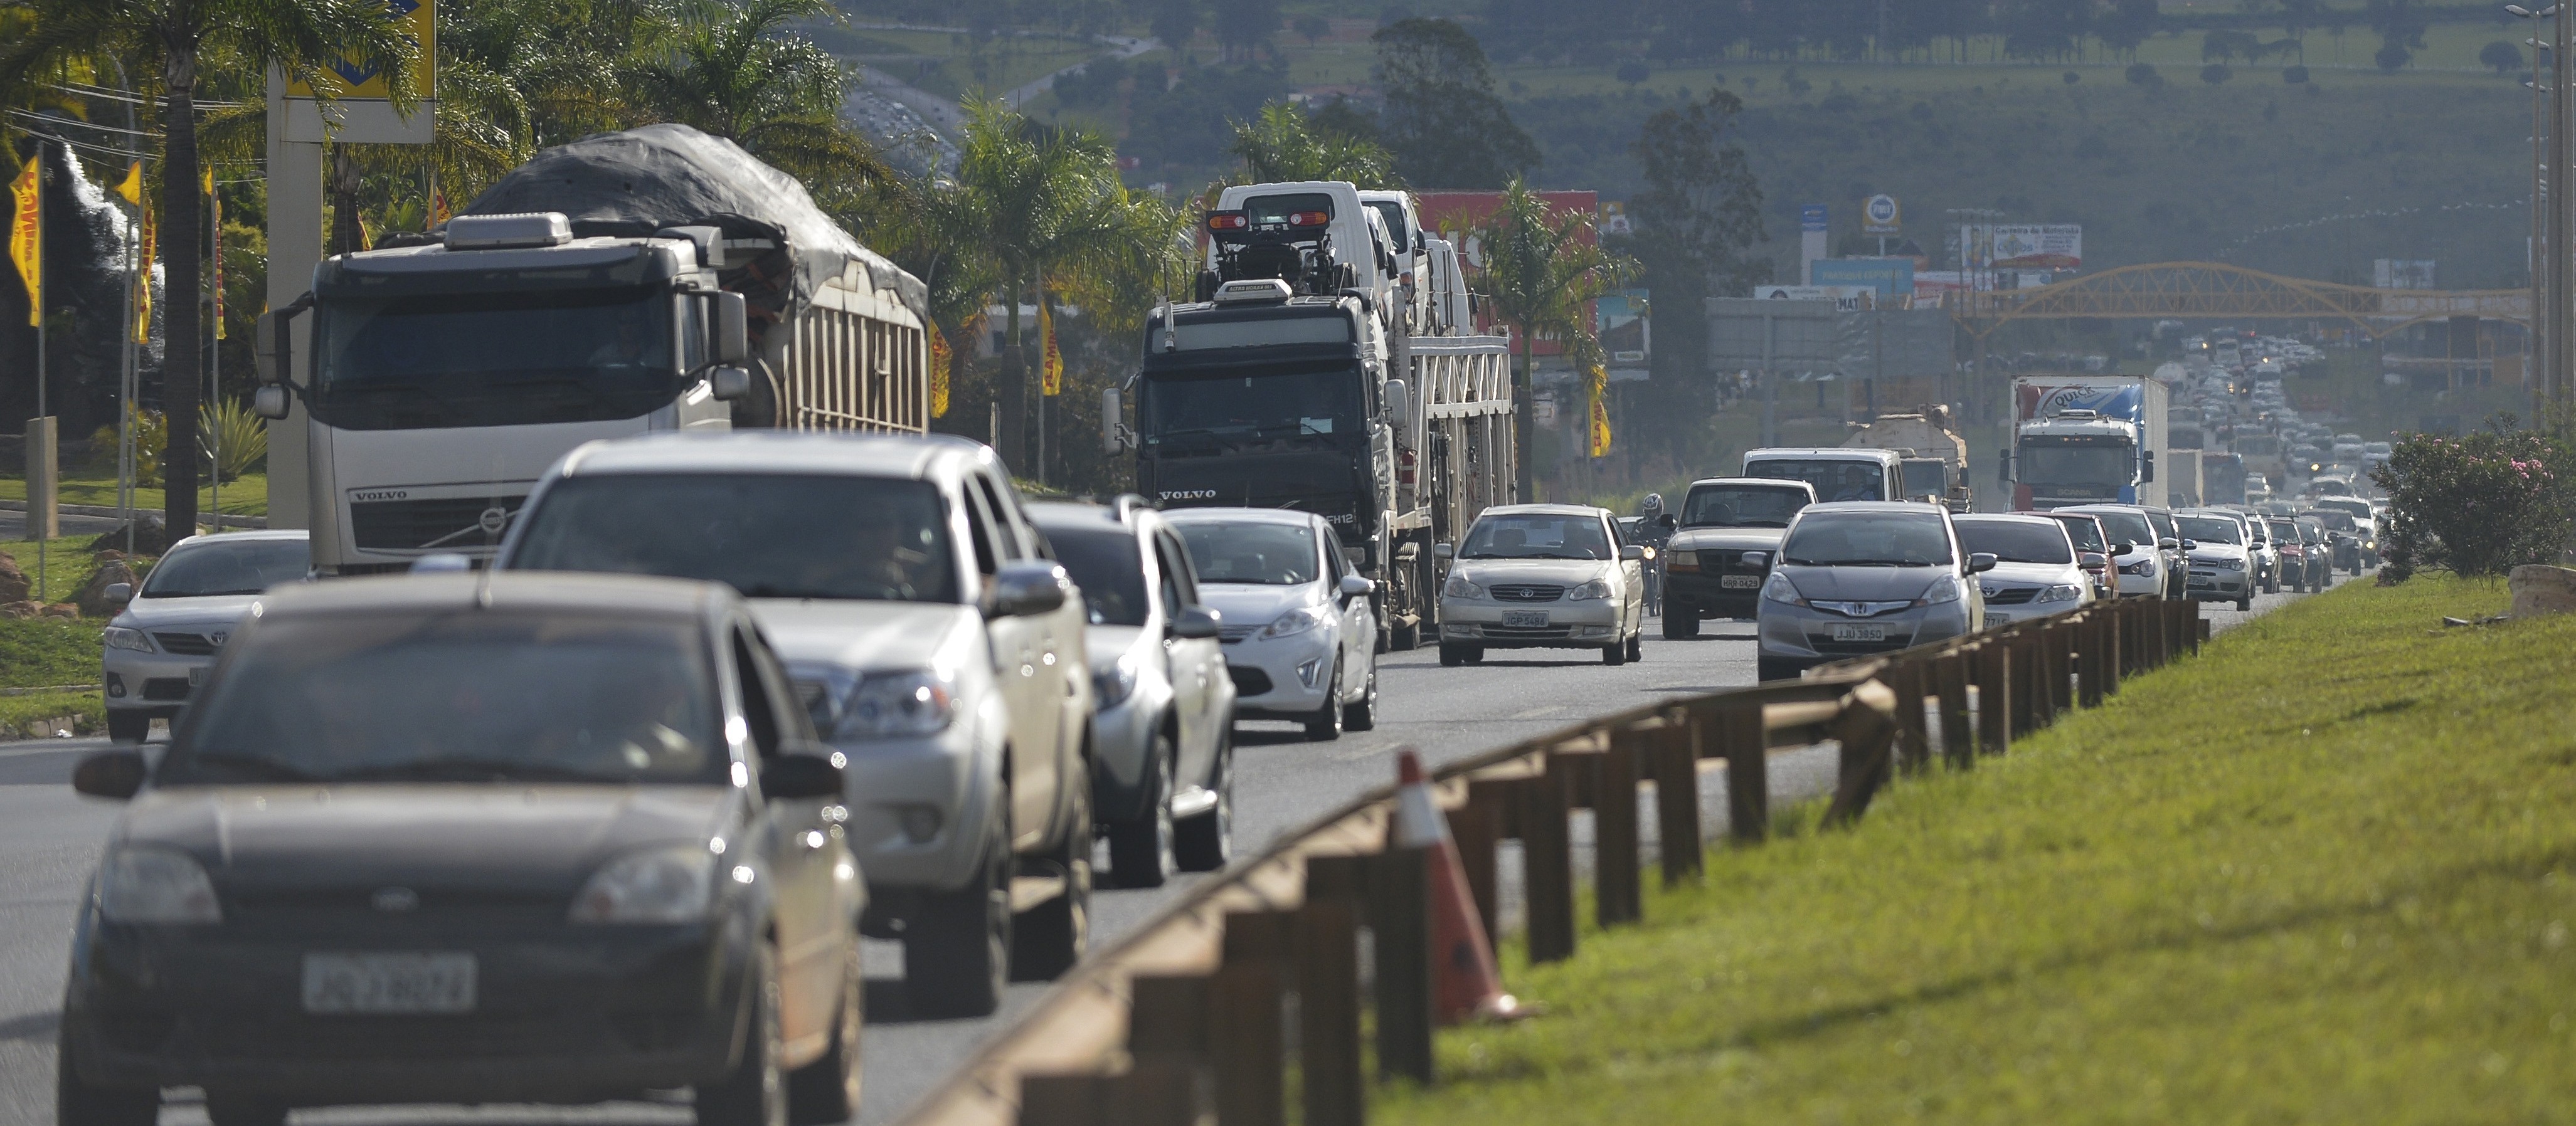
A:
161;54;202;540
328;145;367;256
999;280;1026;473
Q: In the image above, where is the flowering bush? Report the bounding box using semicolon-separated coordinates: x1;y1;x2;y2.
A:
2370;429;2576;581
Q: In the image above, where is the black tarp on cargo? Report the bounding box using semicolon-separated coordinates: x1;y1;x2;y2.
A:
458;124;926;325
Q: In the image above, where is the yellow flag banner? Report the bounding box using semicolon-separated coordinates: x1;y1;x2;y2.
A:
428;181;451;229
134;203;154;345
1587;362;1612;458
1039;296;1063;397
8;159;36;326
928;322;951;418
115;161;142;206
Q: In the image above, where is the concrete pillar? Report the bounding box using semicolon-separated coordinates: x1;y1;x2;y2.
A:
21;416;56;539
263;71;322;530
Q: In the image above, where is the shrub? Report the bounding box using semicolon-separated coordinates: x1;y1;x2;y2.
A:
202;397;268;483
2371;429;2576;581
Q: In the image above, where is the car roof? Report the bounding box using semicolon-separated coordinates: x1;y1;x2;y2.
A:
1162;507;1324;528
165;528;310;551
554;430;994;481
1026;500;1163;535
1798;501;1948;515
250;571;728;623
1954;513;2064;527
1687;476;1813;493
1746;447;1899;461
1474;503;1610;518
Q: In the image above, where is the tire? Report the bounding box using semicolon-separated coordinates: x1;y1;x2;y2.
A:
105;711;150;744
1625;631;1643;662
2235;596;2251;611
903;817;1009;1018
1391;619;1419;651
1663;601;1699;639
1105;731;1176;890
1439;642;1467;667
1757;655;1803;682
204;1095;288;1126
1343;660;1378;732
696;941;787;1126
1010;774;1091;982
1462;645;1483;664
1601;641;1625;666
785;945;862;1125
1304;660;1344;740
1174;737;1232;873
55;1041;157;1126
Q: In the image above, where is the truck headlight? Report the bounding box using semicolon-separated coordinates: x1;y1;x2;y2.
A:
1442;576;1485;599
570;844;717;924
1092;654;1139;708
2035;583;2084;602
103;627;154;653
835;670;959;740
98;846;221;924
1663;549;1698;573
1258;604;1331;641
1566;579;1612;601
1760;572;1806;607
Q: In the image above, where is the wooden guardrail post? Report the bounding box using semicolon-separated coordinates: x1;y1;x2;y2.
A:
1214;913;1294;1126
1596;727;1646;927
2075;611;2104;708
1367;846;1437;1083
1935;648;1973;769
1719;701;1768;843
1523;754;1579;964
2047;620;2074;716
2105;604;2125;694
1973;641;2012;755
1299;857;1367;1125
1651;713;1703;887
1822;680;1900;828
2012;632;2043;735
2181;600;2202;656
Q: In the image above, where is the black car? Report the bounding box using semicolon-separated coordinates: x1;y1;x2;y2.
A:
1658;476;1816;638
2305;508;2367;573
58;573;863;1126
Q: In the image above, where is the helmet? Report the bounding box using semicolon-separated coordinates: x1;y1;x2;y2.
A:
1640;493;1664;514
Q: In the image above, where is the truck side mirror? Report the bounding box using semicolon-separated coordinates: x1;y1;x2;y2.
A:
1101;386;1126;455
1382;379;1410;428
252;384;292;420
2142;448;2156;483
711;291;750;364
254;295;312;387
1433;542;1453;560
1996;449;2012;487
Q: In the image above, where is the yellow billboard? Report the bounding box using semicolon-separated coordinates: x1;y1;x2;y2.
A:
286;0;433;102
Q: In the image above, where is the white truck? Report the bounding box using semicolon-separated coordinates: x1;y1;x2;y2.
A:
2003;375;2170;510
254;125;929;574
1841;406;1971;511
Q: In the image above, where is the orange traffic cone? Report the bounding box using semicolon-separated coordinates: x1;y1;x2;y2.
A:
1393;749;1534;1024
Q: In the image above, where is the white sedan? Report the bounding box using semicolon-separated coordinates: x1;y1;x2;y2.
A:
1435;503;1647;666
1951;515;2095;624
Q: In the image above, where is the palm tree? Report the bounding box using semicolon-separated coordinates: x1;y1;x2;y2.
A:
1476;177;1635;486
623;0;888;201
2;0;417;540
1226;101;1399;187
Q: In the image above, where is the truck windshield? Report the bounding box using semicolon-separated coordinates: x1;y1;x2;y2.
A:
2020;441;2133;490
1744;459;1885;502
507;473;959;603
1142;366;1359;451
314;285;684;430
1680;485;1806;528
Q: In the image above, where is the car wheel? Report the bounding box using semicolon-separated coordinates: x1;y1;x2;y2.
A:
1663;601;1699;639
696;940;787;1126
1601;640;1626;666
1105;731;1176;889
55;1041;157;1126
1438;641;1466;667
1174;737;1232;872
903;814;1009;1018
104;712;149;744
1625;631;1643;662
1343;659;1378;732
2235;596;2251;611
785;945;862;1125
1756;655;1803;682
1462;645;1485;664
1304;660;1344;740
1010;772;1091;982
1391;618;1419;651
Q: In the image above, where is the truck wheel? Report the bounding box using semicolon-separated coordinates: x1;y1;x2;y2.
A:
1175;740;1232;872
1343;660;1378;732
1105;732;1175;889
1663;601;1699;639
785;945;862;1125
695;940;786;1126
105;711;149;744
1391;619;1418;651
1010;777;1092;982
55;1040;157;1126
1304;660;1345;740
204;1093;289;1126
904;819;1010;1018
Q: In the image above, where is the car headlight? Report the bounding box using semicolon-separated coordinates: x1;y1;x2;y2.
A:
570;844;718;924
103;627;154;653
1915;577;1964;606
1443;576;1485;599
1663;549;1698;573
1566;579;1612;601
2035;583;2083;602
97;846;221;923
1258;604;1331;641
2121;559;2154;576
1759;571;1805;607
1092;654;1139;708
834;669;959;740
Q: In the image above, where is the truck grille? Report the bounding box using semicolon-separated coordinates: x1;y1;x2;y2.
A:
1490;584;1564;602
349;496;524;552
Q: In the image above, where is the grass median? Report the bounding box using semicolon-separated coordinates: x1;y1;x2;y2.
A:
1382;576;2576;1124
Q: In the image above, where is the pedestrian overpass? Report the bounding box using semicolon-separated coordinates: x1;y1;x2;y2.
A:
1953;261;2531;339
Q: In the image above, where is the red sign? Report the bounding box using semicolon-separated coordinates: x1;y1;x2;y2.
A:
1413;190;1599;355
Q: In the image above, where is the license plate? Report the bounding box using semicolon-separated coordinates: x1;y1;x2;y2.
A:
1501;611;1549;628
302;952;477;1014
1830;624;1887;642
1719;575;1761;589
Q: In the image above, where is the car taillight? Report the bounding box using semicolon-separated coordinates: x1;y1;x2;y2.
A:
1207;211;1248;231
1288;210;1329;227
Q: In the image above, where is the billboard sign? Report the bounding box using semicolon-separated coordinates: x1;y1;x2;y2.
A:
1597;289;1649;375
1800;204;1828;232
280;0;434;144
1862;194;1900;235
1963;224;2082;270
2373;258;2436;290
1810;257;1915;298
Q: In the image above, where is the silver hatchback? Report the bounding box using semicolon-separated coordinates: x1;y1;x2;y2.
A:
1755;502;1992;681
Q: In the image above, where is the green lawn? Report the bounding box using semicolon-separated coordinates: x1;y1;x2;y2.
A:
3;536;131;606
0;616;106;688
0;471;268;517
0;690;102;739
1383;575;2576;1124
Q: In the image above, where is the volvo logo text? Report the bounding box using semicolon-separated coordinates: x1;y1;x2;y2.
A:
349;489;410;502
1157;490;1217;500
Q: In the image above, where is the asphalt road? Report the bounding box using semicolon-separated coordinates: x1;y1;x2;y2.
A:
0;571;2356;1126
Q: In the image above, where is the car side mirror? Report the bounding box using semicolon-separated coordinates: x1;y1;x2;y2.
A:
2181;539;2199;550
1433;542;1453;560
104;582;132;603
759;745;845;800
1740;550;1769;569
709;365;753;401
2158;538;2180;552
2112;542;2137;556
1656;513;1676;529
1619;544;1645;561
251;383;292;420
711;291;750;364
72;749;147;800
1968;552;1999;574
1170;605;1221;639
989;560;1069;618
1338;573;1375;597
2079;552;2107;568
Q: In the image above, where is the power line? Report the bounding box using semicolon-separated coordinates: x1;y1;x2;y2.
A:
8;108;162;139
43;81;250;111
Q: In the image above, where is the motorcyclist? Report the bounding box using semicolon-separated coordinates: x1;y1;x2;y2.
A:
1634;493;1673;616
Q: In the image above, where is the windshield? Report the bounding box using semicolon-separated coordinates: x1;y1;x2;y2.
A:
2176;516;2242;544
2020;441;2134;489
1900;460;1948;498
2146;510;2180;541
2310;510;2360;532
2311;478;2354;496
1782;512;1953;567
314;285;688;430
1954;518;2074;564
1744;459;1886;502
2044;517;2107;552
2069;508;2153;546
140;539;309;597
507;474;959;602
1460;513;1611;560
2268;520;2301;542
1142;366;1360;451
161;612;721;786
2238;436;2281;455
1176;521;1317;585
1367;201;1409;250
1046;527;1148;626
1680;485;1807;529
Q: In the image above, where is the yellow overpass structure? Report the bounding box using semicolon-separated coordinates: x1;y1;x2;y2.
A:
1953;261;2531;339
